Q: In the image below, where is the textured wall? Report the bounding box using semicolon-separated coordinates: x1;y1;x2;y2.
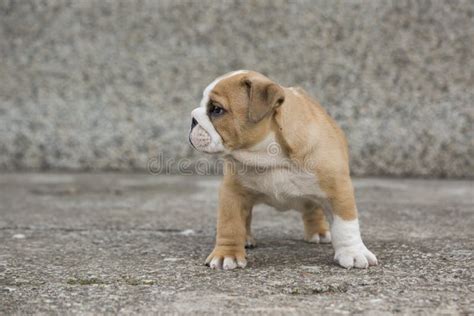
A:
0;0;473;177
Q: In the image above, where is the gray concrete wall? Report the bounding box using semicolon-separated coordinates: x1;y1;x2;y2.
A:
0;0;473;177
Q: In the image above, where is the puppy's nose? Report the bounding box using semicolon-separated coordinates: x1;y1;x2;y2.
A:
191;118;197;129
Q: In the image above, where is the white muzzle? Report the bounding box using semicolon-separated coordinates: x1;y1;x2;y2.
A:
189;107;225;153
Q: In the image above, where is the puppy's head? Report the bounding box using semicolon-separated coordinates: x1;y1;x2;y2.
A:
189;70;285;154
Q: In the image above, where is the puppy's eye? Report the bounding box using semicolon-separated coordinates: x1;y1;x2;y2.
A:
208;103;225;117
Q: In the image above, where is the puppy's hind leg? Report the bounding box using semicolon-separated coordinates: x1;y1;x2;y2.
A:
245;208;257;248
302;206;331;244
323;177;377;269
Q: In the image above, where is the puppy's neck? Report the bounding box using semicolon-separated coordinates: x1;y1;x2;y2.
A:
227;131;289;169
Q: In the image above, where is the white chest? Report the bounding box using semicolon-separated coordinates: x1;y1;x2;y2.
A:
231;135;326;211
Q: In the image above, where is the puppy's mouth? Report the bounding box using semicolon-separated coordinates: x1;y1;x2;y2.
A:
189;107;225;154
189;125;212;150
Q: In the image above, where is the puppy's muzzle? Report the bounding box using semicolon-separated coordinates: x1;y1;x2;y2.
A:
189;118;211;150
188;108;225;153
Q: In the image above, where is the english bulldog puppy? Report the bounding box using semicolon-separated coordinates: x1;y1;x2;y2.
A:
189;70;377;270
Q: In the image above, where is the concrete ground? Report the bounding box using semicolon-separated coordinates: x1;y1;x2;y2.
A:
0;173;472;315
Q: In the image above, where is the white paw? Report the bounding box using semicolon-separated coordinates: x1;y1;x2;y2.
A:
320;232;332;243
208;256;246;270
205;249;247;270
245;235;257;248
304;232;331;244
305;234;320;243
334;244;378;269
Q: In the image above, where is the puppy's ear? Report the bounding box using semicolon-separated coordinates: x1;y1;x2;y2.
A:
243;77;285;123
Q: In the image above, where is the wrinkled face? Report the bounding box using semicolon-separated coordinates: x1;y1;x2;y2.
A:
189;70;285;154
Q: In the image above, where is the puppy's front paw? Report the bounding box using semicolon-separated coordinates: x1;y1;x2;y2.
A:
205;247;247;270
334;244;378;269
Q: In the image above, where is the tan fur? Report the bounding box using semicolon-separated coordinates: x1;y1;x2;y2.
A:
207;72;279;150
302;207;330;241
205;161;255;267
245;209;256;248
199;71;371;269
274;86;357;221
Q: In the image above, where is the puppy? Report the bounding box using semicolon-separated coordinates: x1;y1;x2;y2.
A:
189;70;377;270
